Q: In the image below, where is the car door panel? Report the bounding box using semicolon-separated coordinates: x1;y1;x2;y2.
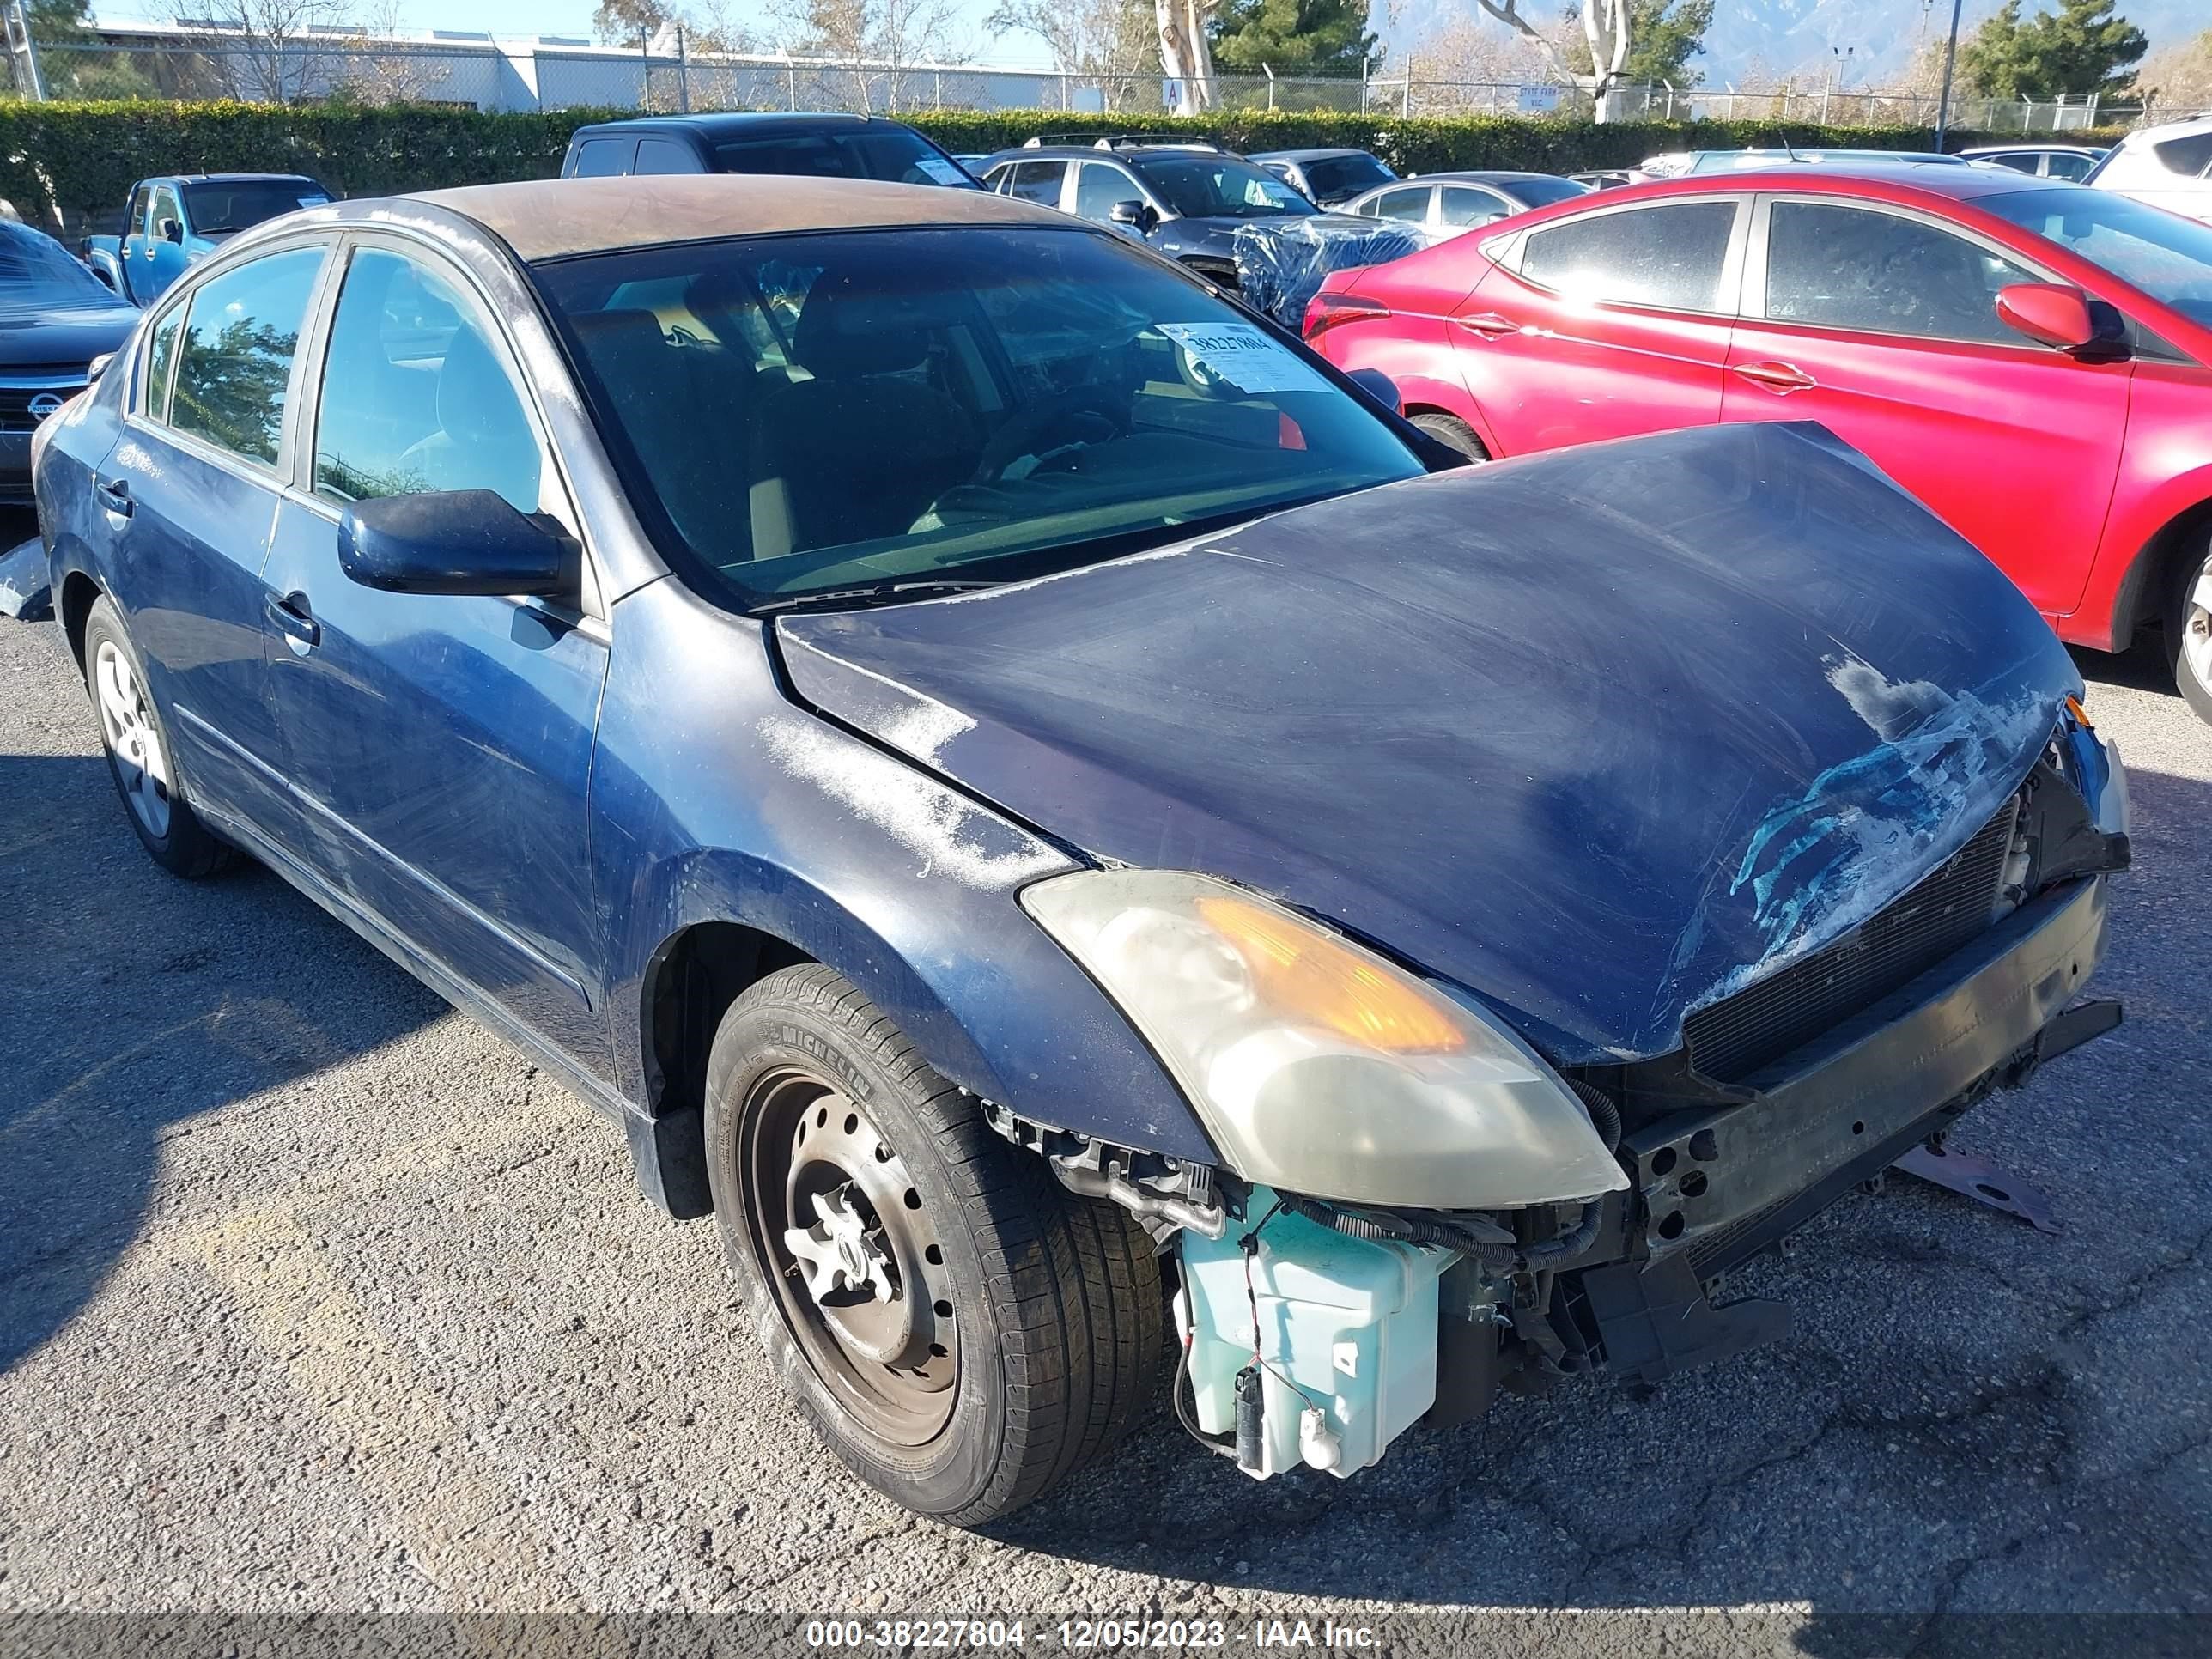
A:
258;240;610;1073
102;243;329;836
1722;196;2129;617
1450;198;1746;455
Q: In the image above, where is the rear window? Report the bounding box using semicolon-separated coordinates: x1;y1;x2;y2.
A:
1298;155;1393;199
179;179;330;234
713;127;977;188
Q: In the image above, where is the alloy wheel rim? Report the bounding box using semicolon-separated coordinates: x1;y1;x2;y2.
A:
2185;560;2212;697
94;640;171;839
742;1068;958;1446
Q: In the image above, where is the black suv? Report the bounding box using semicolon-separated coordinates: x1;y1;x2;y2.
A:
561;112;980;188
975;134;1328;286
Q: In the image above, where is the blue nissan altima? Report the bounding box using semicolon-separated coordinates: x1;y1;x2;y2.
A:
35;175;2130;1522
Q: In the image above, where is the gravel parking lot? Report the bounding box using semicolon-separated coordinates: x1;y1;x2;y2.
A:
3;510;2209;1649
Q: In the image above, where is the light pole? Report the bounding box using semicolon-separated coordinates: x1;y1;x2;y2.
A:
1933;0;1964;149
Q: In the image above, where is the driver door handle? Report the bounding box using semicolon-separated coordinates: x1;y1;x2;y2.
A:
94;477;132;518
1454;312;1519;338
265;591;320;649
1732;360;1817;392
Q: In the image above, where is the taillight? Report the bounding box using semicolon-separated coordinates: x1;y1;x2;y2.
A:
1303;290;1391;341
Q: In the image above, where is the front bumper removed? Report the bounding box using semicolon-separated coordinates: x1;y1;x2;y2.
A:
1176;872;2119;1477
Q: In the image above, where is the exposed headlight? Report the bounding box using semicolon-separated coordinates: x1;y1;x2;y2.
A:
1021;869;1628;1210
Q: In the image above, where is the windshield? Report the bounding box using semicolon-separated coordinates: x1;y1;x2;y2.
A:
0;222;122;302
536;226;1421;609
1503;176;1590;207
1298;155;1393;201
1981;186;2212;327
713;128;978;188
179;179;330;234
1139;156;1316;219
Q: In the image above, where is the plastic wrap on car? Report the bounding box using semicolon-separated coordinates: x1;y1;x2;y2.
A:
1231;218;1431;326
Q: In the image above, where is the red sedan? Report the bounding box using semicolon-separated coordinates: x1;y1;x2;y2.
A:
1304;162;2212;720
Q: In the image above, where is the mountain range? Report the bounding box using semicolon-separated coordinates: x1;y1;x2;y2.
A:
1382;0;2204;94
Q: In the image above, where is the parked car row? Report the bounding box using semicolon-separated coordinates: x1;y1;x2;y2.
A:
30;153;2134;1530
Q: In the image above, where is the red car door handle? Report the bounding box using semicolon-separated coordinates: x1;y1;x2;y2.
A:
1454;312;1519;338
1733;360;1816;392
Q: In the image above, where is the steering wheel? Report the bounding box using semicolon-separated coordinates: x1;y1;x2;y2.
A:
970;386;1128;484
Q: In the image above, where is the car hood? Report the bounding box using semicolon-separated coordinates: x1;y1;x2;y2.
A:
776;422;2079;1066
0;298;137;366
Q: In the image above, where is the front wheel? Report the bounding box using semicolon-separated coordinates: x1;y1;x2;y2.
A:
1410;410;1490;460
2168;539;2212;726
704;965;1165;1525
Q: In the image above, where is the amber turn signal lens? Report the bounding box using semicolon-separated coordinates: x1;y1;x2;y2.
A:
1194;895;1467;1055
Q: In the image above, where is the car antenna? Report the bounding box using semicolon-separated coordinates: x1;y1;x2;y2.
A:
1779;133;1801;163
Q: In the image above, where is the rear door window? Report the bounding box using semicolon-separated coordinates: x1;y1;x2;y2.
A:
571;137;635;178
1004;161;1067;206
1520;201;1739;311
165;244;326;467
2045;152;2097;181
2151;131;2212;179
1372;185;1430;223
635;136;705;174
1762;201;2039;344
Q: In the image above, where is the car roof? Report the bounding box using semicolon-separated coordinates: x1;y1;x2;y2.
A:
1407;171;1575;186
979;140;1244;166
406;173;1069;263
1247;148;1376;163
1960;143;2105;155
157;173;322;185
568;111;912;138
1684;158;2039;193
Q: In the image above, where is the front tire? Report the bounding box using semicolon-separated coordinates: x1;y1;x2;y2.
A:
704;965;1165;1525
1411;410;1490;460
2167;538;2212;726
81;595;234;878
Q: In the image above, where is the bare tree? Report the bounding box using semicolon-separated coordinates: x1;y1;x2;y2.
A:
179;0;363;101
1155;0;1215;114
1472;0;1630;118
988;0;1155;107
769;0;969;112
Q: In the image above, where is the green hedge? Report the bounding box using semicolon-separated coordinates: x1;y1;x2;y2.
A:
0;99;2134;237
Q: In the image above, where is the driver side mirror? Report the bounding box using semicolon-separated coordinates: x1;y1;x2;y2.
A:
338;489;579;599
157;217;183;245
1109;199;1157;233
1996;282;2129;361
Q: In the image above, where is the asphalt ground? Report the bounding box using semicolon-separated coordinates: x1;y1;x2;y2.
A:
3;511;2208;1656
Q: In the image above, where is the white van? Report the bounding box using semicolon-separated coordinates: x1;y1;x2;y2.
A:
2087;115;2212;222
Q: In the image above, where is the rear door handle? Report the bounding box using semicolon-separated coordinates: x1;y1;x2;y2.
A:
94;477;132;518
265;591;320;650
1454;312;1519;338
1731;360;1817;392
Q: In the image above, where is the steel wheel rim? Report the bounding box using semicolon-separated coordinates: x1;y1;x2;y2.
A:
2185;561;2212;696
741;1067;958;1446
94;639;170;839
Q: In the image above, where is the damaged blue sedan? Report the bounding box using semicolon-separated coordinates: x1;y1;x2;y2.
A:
35;177;2130;1522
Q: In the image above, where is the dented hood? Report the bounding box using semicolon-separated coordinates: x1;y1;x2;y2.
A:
775;422;2079;1065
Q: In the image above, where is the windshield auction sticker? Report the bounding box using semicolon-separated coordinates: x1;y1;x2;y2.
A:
1158;323;1330;396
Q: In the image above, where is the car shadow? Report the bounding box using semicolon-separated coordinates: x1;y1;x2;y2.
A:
0;749;442;1376
987;759;2212;1620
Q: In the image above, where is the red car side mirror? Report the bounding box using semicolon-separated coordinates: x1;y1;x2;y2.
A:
1995;283;2101;352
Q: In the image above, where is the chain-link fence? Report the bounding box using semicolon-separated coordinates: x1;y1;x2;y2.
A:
3;33;2156;129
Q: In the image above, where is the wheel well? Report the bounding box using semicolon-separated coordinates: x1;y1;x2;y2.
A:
58;570;101;670
2112;500;2212;645
644;920;815;1127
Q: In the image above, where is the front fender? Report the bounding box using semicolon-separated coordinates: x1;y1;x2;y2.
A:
2081;459;2212;650
592;578;1218;1167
